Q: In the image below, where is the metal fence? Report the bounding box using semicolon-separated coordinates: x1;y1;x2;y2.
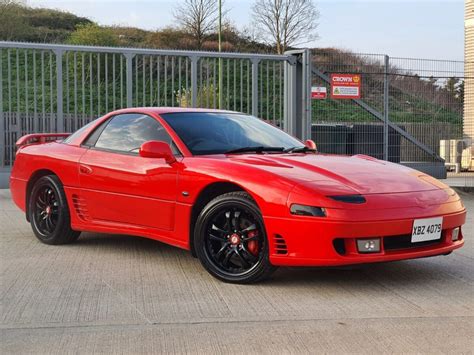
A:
1;42;312;169
1;41;473;185
311;49;473;184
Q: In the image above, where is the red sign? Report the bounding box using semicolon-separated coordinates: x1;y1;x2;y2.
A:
311;86;327;100
330;74;361;99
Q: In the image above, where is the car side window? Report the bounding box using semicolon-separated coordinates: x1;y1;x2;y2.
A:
82;119;109;147
90;113;175;154
63;119;98;144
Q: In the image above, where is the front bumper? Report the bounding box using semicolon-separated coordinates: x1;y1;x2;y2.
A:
264;209;466;267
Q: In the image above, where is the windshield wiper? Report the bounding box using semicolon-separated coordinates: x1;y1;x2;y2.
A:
225;146;285;154
284;146;317;153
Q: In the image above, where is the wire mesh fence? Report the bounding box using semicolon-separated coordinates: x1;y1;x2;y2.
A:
311;49;473;184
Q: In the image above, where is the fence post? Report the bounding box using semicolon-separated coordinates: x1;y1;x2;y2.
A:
190;56;198;107
302;49;312;140
55;49;64;132
383;54;390;161
251;58;260;117
125;53;134;107
0;49;4;168
283;56;296;136
284;49;311;139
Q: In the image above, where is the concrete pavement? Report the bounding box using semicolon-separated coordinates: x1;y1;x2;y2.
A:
1;189;473;354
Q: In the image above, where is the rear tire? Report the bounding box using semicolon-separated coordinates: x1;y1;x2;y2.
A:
194;191;277;284
28;175;80;245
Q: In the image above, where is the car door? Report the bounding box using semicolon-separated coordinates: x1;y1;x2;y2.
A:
78;113;179;231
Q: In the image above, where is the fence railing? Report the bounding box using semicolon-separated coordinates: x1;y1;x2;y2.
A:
1;41;472;182
1;41;303;168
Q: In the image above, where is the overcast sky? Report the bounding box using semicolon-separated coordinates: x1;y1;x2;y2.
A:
28;0;464;61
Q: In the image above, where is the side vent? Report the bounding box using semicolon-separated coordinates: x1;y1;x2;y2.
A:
274;234;288;255
72;194;90;221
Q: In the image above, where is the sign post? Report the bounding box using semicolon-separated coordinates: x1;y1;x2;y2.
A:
330;74;361;99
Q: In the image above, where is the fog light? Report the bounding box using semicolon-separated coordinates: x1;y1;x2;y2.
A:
452;227;460;241
357;238;381;253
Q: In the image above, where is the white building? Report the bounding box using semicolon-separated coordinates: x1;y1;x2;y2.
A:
465;0;473;169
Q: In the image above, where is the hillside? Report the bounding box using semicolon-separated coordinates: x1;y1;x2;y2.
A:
0;1;463;127
0;1;271;53
0;2;91;43
311;48;463;124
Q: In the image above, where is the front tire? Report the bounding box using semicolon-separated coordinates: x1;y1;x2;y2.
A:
194;192;276;284
28;175;80;245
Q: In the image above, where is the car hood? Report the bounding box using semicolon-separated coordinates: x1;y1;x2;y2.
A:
224;153;446;195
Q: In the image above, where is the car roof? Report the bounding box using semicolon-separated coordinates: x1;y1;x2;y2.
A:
109;107;239;115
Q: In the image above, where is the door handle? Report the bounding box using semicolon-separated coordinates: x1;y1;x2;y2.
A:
79;164;93;175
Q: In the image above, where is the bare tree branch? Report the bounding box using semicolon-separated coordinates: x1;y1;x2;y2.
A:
173;0;226;49
251;0;319;54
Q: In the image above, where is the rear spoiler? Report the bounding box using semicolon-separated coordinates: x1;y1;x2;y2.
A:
16;133;71;149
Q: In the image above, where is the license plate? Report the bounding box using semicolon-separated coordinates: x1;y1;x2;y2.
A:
411;217;443;243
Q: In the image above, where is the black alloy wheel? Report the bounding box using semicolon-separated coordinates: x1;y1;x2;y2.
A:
194;192;276;283
29;175;81;245
33;183;60;236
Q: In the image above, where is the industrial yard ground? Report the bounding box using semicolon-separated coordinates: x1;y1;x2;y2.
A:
1;189;473;354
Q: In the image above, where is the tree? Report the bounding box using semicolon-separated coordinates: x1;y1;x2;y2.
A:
173;0;225;49
0;0;31;41
146;27;196;50
457;80;464;105
67;23;119;47
251;0;319;54
445;77;458;95
445;77;462;103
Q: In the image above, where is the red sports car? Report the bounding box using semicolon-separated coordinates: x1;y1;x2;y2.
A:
10;108;466;283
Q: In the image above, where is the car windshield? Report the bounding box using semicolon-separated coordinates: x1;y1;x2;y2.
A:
160;112;304;155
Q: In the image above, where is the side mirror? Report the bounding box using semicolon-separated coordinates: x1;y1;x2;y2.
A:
139;141;176;164
305;139;317;151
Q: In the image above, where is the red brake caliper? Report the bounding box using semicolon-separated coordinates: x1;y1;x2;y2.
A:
247;230;259;256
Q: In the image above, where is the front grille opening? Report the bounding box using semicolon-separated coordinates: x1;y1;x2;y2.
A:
328;195;366;204
383;234;443;251
274;234;288;255
333;238;346;255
